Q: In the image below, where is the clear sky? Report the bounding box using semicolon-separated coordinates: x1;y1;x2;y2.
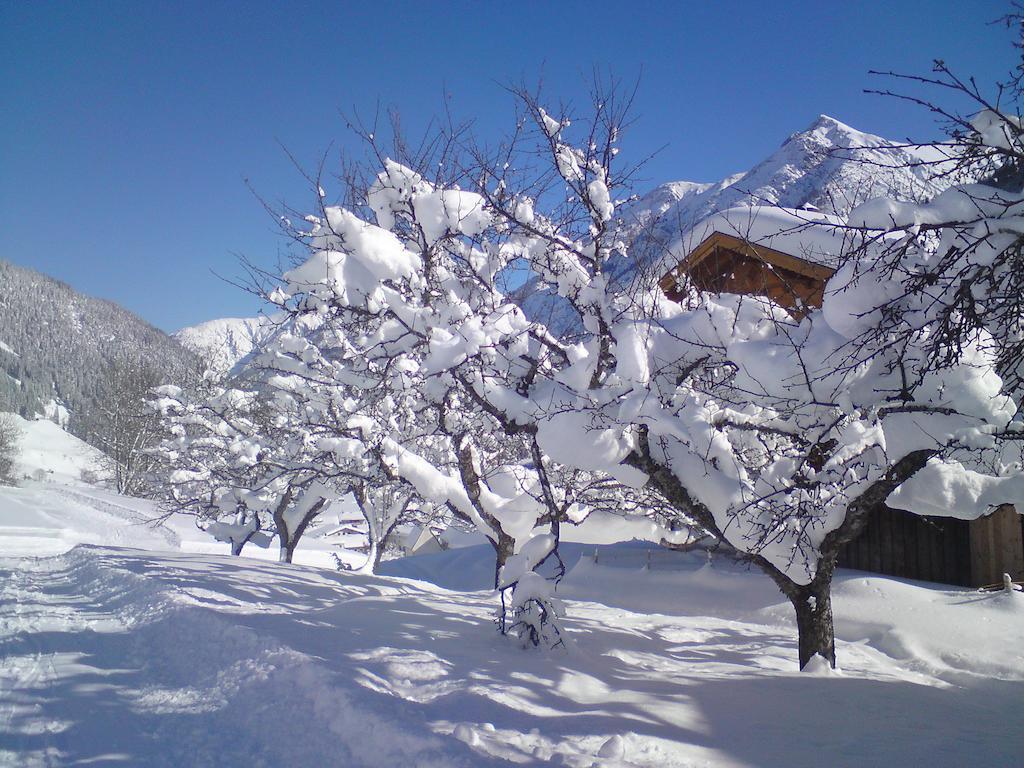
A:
1;0;1012;332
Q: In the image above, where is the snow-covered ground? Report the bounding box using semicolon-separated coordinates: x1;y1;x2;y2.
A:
1;422;1021;766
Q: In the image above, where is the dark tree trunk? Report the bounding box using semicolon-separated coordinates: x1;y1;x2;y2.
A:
625;431;936;670
285;498;326;563
757;551;838;670
274;490;327;565
787;559;837;670
281;537;297;564
231;519;262;557
489;533;515;591
456;437;516;591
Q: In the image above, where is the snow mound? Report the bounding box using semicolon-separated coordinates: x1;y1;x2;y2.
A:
0;547;482;767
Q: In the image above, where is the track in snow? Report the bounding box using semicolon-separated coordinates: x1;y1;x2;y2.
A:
0;547;496;768
1;543;1022;768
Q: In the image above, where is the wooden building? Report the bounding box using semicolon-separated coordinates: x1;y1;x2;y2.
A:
659;230;834;314
660;216;1024;587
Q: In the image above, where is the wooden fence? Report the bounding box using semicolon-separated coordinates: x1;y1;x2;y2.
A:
838;506;973;586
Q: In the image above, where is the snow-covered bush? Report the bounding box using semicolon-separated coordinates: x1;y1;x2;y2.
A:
503;571;566;649
496;533;567;648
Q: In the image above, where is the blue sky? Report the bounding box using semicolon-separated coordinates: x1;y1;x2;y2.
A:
1;0;1012;332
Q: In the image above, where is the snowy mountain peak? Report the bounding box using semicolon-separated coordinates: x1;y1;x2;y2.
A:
806;112;859;134
521;114;956;334
642;113;950;237
788;114;887;151
173;316;279;376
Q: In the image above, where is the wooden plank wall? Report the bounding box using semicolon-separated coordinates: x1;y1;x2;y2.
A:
969;504;1024;587
838;506;972;586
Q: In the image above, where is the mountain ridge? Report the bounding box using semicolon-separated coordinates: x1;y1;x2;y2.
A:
172;316;279;376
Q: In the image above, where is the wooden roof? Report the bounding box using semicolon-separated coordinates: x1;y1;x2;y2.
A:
659;230;837;313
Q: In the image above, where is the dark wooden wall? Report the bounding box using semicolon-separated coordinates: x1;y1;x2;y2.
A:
838;505;972;586
969;504;1024;587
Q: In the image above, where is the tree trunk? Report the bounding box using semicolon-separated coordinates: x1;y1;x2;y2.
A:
456;437;516;591
489;533;515;591
278;530;295;563
356;540;380;575
626;431;936;670
779;555;837;670
232;519;261;557
278;498;327;564
372;540;385;572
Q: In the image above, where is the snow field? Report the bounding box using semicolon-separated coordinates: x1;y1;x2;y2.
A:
1;530;1021;767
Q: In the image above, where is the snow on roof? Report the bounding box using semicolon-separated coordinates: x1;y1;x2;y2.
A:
661;205;857;277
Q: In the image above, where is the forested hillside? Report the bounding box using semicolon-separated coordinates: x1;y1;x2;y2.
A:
0;259;201;442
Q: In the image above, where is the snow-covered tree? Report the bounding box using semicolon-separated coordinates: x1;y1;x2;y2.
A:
251;316;429;573
0;413;20;486
257;125;690;642
468;84;1023;669
151;381;335;563
849;38;1024;398
247;77;1024;667
261;164;569;634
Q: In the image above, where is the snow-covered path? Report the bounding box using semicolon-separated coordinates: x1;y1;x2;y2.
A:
0;547;498;767
2;540;1021;767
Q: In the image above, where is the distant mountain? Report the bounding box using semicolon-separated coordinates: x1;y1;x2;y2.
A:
173;316;279;376
0;259;201;442
519;114;955;334
626;114;946;254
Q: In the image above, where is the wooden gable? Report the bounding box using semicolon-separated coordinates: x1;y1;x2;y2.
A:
659;231;835;313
